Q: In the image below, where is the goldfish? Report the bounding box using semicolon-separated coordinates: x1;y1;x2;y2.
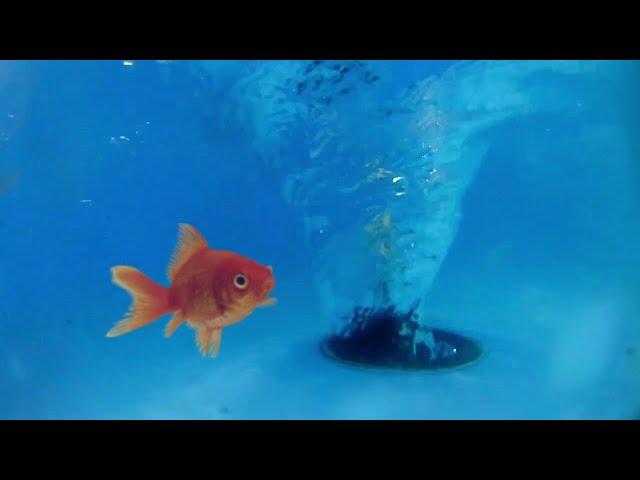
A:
106;223;276;357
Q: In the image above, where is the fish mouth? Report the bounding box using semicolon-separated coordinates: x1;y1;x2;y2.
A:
261;278;275;299
264;282;275;296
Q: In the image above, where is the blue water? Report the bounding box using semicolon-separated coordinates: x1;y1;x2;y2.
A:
0;60;638;419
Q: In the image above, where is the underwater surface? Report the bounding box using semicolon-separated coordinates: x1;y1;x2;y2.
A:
0;60;639;419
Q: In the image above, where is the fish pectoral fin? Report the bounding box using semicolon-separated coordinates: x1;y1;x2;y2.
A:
195;325;211;356
209;328;222;357
195;325;223;358
205;314;227;329
164;312;186;338
259;297;277;307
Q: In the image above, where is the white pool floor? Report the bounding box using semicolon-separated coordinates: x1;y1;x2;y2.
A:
124;280;639;420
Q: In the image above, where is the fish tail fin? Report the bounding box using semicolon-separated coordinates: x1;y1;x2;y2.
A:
107;266;171;338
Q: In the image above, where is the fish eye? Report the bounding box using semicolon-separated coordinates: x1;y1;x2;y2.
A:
233;274;248;290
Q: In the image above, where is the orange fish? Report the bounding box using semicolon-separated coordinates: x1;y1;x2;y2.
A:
107;224;277;357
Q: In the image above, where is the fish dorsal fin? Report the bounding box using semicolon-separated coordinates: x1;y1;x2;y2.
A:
167;224;209;282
